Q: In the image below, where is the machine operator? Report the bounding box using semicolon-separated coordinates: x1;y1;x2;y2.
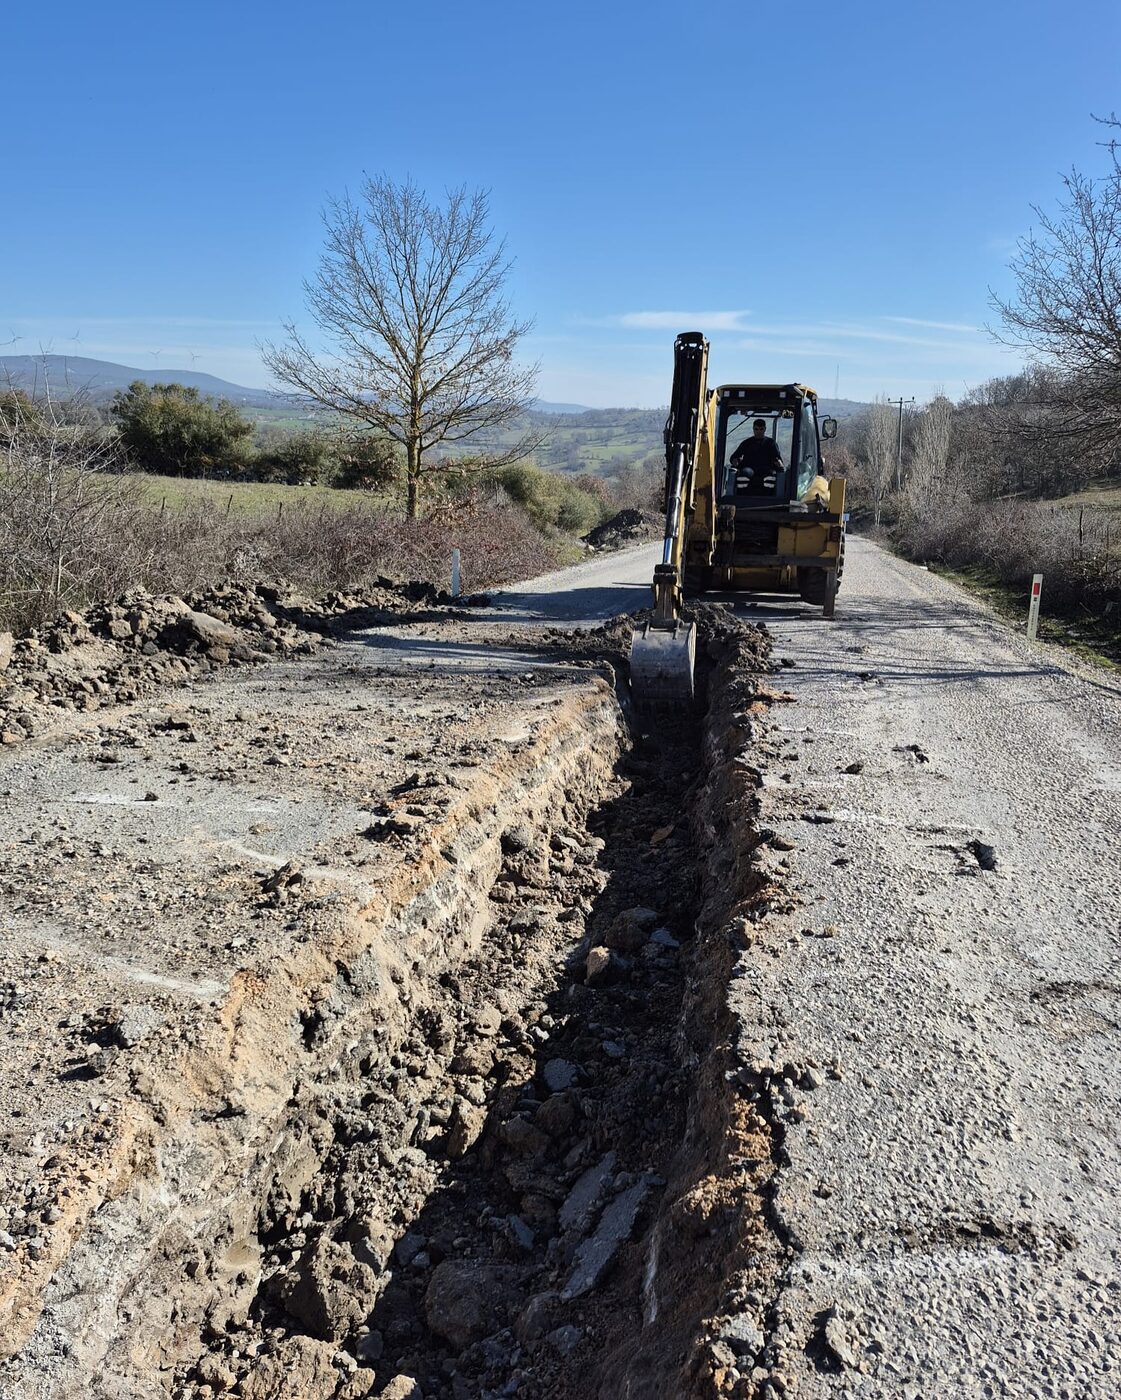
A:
729;418;783;492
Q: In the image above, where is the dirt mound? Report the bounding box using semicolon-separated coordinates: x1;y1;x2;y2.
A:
582;509;661;551
0;577;483;745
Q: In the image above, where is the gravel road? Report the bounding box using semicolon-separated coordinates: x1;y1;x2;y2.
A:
3;534;1118;1399
737;537;1121;1398
489;543;660;624
503;536;1121;1396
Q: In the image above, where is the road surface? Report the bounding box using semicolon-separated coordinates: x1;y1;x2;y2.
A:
4;538;1118;1399
500;536;1121;1397
490;541;661;625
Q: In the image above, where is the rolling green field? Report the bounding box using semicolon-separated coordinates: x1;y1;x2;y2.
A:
440;408;665;477
129;472;385;514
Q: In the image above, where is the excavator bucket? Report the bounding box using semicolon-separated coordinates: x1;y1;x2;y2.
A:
629;620;697;711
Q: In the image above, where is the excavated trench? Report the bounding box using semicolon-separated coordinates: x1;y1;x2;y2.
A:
3;618;792;1400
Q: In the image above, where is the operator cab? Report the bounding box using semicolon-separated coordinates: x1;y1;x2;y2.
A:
715;384;832;507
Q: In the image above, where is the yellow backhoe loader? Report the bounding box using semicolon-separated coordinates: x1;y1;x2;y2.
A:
630;331;846;707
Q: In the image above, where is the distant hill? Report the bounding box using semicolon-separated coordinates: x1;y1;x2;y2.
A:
0;355;282;408
532;399;592;414
0;356;866;421
467;395;871;476
816;398;868;419
0;355;868;476
0;359;599;417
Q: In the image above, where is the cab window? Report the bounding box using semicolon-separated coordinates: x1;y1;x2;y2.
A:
718;408;792;498
795;400;819;497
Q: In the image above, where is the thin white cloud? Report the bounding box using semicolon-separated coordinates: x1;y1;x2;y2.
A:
616;310;751;331
723;324;995;359
725;338;842;358
602;312;991;353
883;316;980;334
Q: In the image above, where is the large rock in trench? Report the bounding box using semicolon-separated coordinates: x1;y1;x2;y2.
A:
273;1233;381;1340
424;1260;528;1349
240;1335;374;1399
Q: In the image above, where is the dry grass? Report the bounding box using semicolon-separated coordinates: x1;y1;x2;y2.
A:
0;399;570;632
129;472;386;515
894;493;1121;653
1050;479;1121;514
1;486;569;634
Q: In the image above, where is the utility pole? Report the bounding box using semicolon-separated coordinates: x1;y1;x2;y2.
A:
886;395;915;490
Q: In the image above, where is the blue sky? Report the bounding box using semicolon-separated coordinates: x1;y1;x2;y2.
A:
3;0;1119;406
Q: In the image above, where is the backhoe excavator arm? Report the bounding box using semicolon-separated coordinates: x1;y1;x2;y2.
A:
653;332;709;623
630;332;709;711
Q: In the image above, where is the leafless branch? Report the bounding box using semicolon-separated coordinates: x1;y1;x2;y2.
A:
989;116;1121;460
262;175;542;517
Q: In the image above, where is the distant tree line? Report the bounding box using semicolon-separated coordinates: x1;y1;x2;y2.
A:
829;119;1121;639
837;115;1121;526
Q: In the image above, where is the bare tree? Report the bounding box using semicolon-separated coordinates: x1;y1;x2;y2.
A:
263;176;542;518
989;115;1121;463
906;393;953;512
857;397;898;527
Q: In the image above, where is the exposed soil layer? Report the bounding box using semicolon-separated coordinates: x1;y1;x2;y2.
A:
0;597;785;1400
177;617;785;1400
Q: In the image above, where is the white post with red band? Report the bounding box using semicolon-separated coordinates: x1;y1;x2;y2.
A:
1027;573;1043;641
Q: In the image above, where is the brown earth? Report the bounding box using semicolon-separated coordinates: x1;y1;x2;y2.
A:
0;582;791;1400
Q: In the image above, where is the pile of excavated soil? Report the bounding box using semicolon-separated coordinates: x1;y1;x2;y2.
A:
534;599;773;672
581;509;661;552
0;579;483;744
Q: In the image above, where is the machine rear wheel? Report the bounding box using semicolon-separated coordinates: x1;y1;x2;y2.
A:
797;566;830;606
682;564;713;595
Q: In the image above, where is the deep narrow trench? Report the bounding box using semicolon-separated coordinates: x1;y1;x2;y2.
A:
169;620;784;1400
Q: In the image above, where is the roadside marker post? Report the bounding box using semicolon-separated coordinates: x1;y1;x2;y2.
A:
1027;573;1043;641
451;548;461;598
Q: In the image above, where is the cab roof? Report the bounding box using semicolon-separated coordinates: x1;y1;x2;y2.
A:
715;383;818;400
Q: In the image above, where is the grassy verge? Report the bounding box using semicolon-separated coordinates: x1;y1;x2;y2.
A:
0;476;578;633
930;562;1121;671
130;472;387;514
2;402;623;632
1051;479;1121;513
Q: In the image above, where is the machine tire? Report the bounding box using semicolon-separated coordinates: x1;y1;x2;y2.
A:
797;566;830;606
798;531;845;608
683;564;713;596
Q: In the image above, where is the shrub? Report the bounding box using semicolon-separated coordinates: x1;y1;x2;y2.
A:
0;392;143;631
332;433;400;491
490;462;606;535
895;494;1121;620
111;381;254;478
252;429;338;485
0;460;567;633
